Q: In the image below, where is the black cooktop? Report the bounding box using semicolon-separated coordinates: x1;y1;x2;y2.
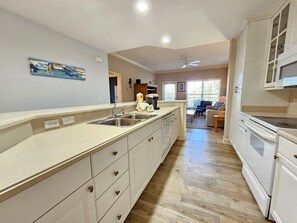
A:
253;116;297;128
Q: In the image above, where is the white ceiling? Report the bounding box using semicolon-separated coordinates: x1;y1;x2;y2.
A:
0;0;284;72
0;0;283;53
114;41;230;72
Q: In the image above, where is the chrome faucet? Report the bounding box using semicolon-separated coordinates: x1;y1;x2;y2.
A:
111;104;126;118
112;103;117;118
119;106;126;116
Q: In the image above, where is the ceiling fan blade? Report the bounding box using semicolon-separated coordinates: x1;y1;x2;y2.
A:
182;64;186;69
189;60;200;64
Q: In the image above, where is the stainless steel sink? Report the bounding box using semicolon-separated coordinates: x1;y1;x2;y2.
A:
88;118;141;127
122;113;157;120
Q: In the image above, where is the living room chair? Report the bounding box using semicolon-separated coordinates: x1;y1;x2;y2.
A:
195;101;212;116
206;102;225;127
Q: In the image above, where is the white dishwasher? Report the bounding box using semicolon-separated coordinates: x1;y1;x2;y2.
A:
161;114;173;162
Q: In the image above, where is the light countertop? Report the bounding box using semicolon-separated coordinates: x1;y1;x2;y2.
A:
0;106;179;202
279;129;297;144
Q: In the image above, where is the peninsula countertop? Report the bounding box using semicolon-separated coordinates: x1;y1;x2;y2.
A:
0;106;179;202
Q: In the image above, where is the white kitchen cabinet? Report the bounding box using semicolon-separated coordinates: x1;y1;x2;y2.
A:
270;154;297;223
149;129;162;177
170;110;179;146
235;114;248;162
288;0;297;47
265;2;293;88
129;137;151;207
0;157;92;223
35;180;97;223
230;25;247;148
270;137;297;223
129;127;162;207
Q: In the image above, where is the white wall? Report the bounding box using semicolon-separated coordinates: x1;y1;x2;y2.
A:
108;54;156;102
0;9;110;112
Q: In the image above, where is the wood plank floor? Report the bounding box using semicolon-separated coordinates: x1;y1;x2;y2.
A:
125;128;270;223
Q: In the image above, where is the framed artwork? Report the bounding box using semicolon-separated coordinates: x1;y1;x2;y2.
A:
29;57;86;81
177;82;186;92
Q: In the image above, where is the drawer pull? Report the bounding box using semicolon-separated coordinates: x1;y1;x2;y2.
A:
294;155;297;159
114;171;119;176
151;137;154;140
88;186;94;193
117;214;122;220
115;190;121;195
113;151;118;156
148;138;151;142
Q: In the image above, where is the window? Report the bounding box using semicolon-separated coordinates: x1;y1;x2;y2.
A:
187;80;220;107
162;82;176;100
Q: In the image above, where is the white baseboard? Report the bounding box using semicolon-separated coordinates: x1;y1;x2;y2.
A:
222;136;231;145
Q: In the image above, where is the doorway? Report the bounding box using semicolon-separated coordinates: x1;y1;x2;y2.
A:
109;71;123;103
109;77;118;103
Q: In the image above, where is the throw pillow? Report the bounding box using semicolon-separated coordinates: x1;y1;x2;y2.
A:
218;104;225;111
214;102;223;110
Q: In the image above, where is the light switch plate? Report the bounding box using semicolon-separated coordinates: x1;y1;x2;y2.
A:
62;116;75;125
44;119;60;129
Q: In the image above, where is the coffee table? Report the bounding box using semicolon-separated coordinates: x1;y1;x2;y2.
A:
213;114;225;131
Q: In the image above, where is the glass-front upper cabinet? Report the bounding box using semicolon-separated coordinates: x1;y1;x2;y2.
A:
265;3;290;88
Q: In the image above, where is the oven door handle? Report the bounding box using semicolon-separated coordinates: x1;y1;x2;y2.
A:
246;121;277;142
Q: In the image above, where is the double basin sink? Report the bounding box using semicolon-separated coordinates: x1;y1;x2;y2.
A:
88;113;157;127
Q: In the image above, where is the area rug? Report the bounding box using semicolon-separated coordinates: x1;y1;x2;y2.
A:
186;116;212;130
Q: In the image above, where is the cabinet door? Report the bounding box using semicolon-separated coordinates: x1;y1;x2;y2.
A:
35;180;97;223
171;113;179;145
129;138;150;207
230;27;247;147
270;156;297;223
149;129;162;177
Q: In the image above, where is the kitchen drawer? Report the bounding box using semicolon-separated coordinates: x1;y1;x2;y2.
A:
239;112;249;123
99;187;130;223
0;157;92;223
279;136;297;166
94;154;128;198
92;137;128;177
96;171;129;221
128;119;161;149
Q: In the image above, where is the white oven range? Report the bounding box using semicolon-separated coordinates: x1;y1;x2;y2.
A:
239;115;297;220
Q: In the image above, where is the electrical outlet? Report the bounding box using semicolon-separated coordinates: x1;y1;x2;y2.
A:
44;119;60;129
62;116;75;125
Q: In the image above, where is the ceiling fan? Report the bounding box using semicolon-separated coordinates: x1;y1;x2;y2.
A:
181;57;200;69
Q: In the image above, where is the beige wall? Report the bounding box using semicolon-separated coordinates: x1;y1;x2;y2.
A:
108;54;156;102
156;67;228;100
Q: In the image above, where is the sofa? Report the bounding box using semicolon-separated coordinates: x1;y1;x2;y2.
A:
206;102;225;127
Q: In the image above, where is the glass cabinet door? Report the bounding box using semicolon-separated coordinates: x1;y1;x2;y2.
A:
272;15;280;40
266;63;274;84
265;2;290;87
279;4;290;34
277;32;286;57
269;40;277;62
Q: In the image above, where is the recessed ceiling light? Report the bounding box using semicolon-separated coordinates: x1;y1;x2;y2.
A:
161;35;171;44
136;0;149;13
